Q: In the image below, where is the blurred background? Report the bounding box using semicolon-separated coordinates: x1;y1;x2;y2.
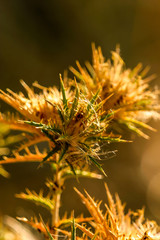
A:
0;0;160;226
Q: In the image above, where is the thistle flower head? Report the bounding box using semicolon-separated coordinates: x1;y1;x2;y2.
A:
75;184;160;240
70;44;160;138
0;78;124;174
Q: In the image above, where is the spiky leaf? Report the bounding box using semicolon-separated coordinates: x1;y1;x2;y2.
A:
60;76;68;113
87;89;100;112
24;121;62;134
71;217;76;240
88;155;107;176
62;169;103;180
40;216;55;240
86;136;129;143
16;189;55;211
58;143;69;163
43;145;60;163
66;160;77;177
70;85;79;119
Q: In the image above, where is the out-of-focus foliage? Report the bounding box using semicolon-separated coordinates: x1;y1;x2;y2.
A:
0;216;41;240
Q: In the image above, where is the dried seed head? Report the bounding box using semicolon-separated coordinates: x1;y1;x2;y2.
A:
70;44;160;138
0;79;122;174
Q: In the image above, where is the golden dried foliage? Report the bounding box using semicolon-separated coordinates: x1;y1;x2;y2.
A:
75;184;160;240
70;44;160;138
0;78;126;174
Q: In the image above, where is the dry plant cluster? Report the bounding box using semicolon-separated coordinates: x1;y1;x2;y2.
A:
0;44;160;240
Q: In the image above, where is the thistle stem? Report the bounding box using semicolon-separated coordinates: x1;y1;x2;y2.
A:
51;156;63;240
52;191;61;240
52;191;61;226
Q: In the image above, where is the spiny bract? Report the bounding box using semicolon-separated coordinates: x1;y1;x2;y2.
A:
70;44;160;139
74;184;160;240
0;77;124;175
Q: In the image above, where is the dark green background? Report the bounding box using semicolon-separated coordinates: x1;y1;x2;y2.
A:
0;0;160;226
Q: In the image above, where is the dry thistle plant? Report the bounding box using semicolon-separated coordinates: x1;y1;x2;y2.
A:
0;45;160;240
